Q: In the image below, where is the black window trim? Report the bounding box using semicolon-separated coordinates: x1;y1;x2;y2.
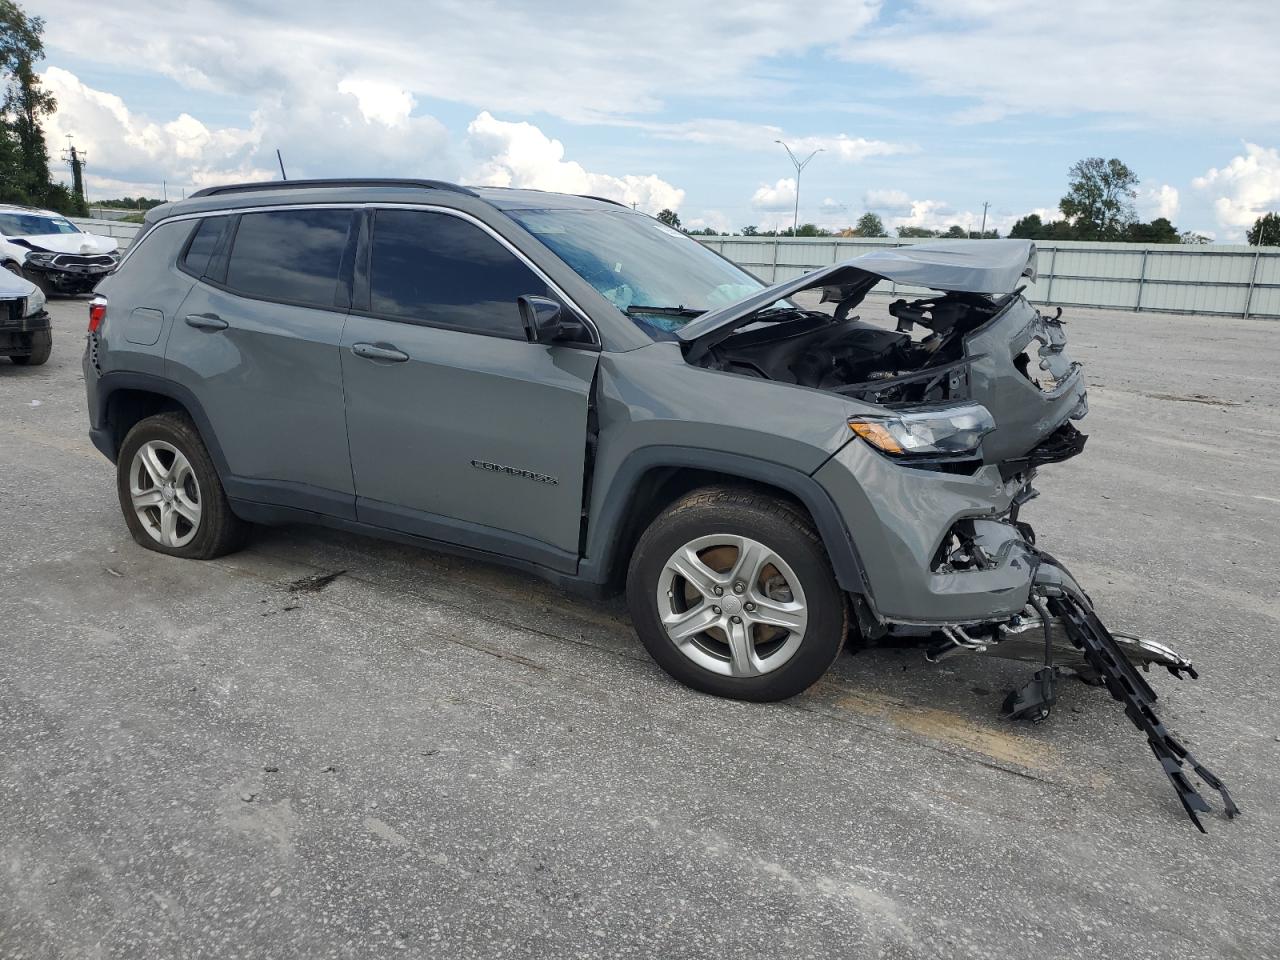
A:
352;202;600;349
176;215;230;281
175;204;361;316
146;202;599;344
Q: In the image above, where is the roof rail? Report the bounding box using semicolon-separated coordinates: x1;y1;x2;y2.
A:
577;194;630;208
189;178;479;199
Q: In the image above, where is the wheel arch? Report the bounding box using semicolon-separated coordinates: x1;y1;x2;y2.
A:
580;446;870;597
94;372;228;476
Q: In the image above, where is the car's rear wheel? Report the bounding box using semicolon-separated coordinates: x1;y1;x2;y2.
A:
10;329;51;365
116;412;247;559
626;487;848;702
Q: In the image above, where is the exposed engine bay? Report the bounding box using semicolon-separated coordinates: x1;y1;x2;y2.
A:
694;288;1009;406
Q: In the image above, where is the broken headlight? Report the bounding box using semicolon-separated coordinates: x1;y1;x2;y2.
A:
848;403;995;457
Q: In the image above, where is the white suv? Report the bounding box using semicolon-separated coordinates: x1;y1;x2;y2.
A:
0;204;120;296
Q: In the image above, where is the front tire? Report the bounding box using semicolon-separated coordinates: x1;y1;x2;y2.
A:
626;486;848;702
116;412;247;560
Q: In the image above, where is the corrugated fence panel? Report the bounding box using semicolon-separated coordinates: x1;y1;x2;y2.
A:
702;237;1280;319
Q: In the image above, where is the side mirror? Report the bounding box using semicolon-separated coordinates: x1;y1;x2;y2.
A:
518;295;591;345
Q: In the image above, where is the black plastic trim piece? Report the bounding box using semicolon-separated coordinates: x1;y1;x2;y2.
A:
190;178;479;199
577;445;869;595
91;371;231;474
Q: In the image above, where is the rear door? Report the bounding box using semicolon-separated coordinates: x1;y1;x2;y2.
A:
340;207;599;569
165;207;358;515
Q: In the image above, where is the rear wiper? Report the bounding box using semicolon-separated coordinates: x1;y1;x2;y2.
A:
624;305;705;318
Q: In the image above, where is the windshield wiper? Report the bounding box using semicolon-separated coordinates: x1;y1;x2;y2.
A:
624;305;706;318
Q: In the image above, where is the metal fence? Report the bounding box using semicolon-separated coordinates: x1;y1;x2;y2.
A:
71;218;1280;319
697;236;1280;320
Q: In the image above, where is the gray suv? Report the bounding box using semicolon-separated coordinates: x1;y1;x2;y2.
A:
77;179;1149;705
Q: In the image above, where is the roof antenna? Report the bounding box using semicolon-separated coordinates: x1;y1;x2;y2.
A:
276;149;288;181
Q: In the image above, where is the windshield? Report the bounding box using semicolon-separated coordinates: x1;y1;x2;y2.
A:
0;212;81;237
507;208;762;339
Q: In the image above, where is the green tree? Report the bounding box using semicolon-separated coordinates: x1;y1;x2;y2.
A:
896;225;936;238
655;208;681;229
0;1;75;213
854;212;887;237
943;224;966;238
1009;214;1043;239
1179;231;1212;245
741;224;759;236
1059;157;1138;240
1247;212;1280;246
1125;217;1180;243
791;223;831;237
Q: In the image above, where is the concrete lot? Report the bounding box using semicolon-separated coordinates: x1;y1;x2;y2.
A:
2;298;1278;959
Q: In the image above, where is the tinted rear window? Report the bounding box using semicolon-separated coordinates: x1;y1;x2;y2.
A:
225;209;352;308
180;216;229;278
369;209;548;338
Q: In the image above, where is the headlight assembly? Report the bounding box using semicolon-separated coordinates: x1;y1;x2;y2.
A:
848;404;995;457
23;285;46;317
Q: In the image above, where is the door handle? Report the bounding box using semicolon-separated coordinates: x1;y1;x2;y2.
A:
351;342;409;363
185;313;228;331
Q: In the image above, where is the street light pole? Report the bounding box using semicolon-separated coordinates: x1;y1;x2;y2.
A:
980;201;990;238
775;140;823;236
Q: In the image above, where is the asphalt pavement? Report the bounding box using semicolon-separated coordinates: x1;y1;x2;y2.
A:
2;297;1278;959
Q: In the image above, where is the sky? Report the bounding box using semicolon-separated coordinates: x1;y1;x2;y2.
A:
29;0;1280;241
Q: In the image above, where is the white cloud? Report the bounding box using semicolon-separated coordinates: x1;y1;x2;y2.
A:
44;0;883;125
619;117;913;162
466;112;684;213
685;210;734;233
336;78;415;128
1139;184;1180;222
751;178;797;212
43;68;680;212
818;197;848;214
862;188;913;215
1193;143;1280;238
842;0;1280;127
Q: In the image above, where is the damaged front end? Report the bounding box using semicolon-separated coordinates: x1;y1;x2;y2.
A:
681;241;1236;830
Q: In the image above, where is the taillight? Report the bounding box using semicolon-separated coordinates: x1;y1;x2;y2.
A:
88;296;107;332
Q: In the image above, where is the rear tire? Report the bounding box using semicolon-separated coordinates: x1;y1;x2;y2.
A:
10;329;51;366
116;412;248;560
626;486;848;702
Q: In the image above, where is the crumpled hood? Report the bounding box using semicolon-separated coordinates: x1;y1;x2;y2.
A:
678;239;1037;351
16;233;119;256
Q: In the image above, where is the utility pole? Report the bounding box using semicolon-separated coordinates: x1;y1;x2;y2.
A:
980;201;990;238
277;149;288;181
775;140;823;236
163;180;168;202
61;136;88;215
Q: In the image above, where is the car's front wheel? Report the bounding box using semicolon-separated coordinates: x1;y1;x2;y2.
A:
116;412;247;560
626;487;848;702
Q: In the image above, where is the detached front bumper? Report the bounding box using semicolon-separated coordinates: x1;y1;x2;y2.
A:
24;259;116;295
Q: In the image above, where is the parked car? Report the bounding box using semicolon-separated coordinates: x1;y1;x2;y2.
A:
0;266;50;365
0;204;120;295
81;179;1234;827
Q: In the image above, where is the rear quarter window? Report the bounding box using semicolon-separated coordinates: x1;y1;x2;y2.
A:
178;216;230;279
224;208;353;309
